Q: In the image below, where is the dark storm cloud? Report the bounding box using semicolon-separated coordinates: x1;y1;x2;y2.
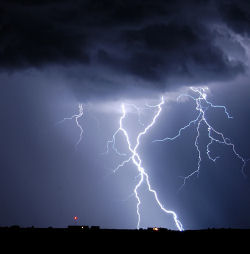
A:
0;0;246;96
219;0;250;35
106;22;243;83
0;0;89;68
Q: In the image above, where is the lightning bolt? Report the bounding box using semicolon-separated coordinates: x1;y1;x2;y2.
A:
56;103;84;149
59;86;248;231
106;97;184;231
153;87;248;190
103;103;145;157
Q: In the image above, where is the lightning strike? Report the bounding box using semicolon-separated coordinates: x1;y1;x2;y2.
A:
61;87;247;231
57;103;84;149
153;87;248;190
103;103;145;157
106;97;184;231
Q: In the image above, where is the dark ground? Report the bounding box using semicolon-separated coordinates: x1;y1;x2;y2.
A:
1;226;249;251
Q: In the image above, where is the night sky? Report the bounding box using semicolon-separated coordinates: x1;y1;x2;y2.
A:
0;0;250;230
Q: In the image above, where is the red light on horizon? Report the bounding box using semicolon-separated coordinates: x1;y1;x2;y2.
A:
74;216;78;221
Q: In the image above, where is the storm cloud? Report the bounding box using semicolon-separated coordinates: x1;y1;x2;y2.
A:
0;0;248;99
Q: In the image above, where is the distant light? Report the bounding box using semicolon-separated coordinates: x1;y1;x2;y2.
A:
74;216;78;221
153;227;159;231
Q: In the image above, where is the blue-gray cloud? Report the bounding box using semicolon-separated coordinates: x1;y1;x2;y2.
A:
0;0;247;99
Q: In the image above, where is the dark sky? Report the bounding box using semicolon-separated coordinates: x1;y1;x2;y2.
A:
0;0;250;230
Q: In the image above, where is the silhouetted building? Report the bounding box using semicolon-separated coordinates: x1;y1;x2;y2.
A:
90;226;100;231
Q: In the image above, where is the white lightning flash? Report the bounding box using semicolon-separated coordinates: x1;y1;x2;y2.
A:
103;103;145;157
153;87;248;190
106;97;184;231
57;103;84;149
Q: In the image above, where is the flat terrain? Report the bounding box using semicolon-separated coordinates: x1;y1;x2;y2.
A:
1;225;249;242
1;225;249;252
